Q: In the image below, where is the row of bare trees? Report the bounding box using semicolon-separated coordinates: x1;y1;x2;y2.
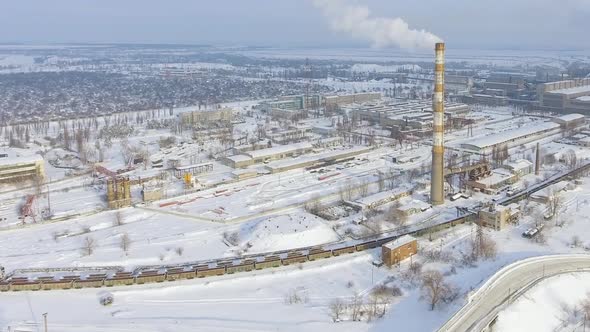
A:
329;285;402;322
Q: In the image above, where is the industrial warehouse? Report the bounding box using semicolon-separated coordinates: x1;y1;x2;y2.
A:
1;9;590;331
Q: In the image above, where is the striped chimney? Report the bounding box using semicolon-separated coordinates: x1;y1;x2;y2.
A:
431;42;445;205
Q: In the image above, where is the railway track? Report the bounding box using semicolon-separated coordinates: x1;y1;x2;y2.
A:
1;162;589;292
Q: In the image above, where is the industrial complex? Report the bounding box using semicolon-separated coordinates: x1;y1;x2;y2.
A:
1;33;590;332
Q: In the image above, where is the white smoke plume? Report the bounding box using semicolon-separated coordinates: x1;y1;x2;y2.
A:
313;0;442;50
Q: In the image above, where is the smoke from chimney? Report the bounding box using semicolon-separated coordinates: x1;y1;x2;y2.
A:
313;0;442;50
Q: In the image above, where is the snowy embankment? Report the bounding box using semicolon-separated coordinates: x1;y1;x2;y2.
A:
495;272;590;332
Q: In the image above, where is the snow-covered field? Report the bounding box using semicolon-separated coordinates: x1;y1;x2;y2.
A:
494;272;590;332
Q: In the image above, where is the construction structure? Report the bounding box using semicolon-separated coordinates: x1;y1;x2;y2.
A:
0;152;45;184
20;195;36;224
431;42;445;205
106;177;131;209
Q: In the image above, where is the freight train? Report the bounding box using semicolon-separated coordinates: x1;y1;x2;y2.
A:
0;237;400;292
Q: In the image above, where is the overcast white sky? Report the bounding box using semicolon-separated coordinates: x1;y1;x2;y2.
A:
1;0;589;50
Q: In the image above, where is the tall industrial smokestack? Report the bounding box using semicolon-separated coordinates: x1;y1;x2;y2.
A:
535;142;540;176
431;42;445;206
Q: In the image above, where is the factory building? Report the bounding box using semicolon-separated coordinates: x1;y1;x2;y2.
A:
503;159;534;177
179;107;233;127
221;142;313;168
467;168;517;192
349;100;470;137
0;151;45;184
461;94;508;106
259;94;320;121
482;80;525;97
353;188;411;211
538;79;590;114
267;125;312;144
264;146;372;174
141;185;163;202
394;199;432;217
381;235;418;267
460;122;560;155
172;162;213;178
460;114;585;155
324;92;381;109
445;75;473;94
478;203;520;230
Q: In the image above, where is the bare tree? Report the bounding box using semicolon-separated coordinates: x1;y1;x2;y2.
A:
358;180;370;198
329;298;346;322
420;270;453;310
113;211;124;226
304;195;322;214
120;233;131;254
82;236;96;256
349;292;363;321
377;172;386;192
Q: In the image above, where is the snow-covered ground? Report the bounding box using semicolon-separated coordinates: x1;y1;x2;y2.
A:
494;272;590;332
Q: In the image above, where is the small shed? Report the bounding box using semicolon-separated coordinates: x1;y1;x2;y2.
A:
382;235;418;267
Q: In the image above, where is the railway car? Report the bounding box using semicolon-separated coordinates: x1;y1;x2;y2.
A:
165;268;196;281
308;249;332;261
282;252;308;265
355;240;380;251
197;266;226;278
136;270;166;284
10;281;42;291
42;280;73;290
73;278;104;289
105;275;135;287
0;281;10;292
61;275;80;280
332;245;356;256
255;256;282;269
37;276;55;283
226;260;255;274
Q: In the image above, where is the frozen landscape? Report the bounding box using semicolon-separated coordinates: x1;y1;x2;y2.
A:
1;1;590;332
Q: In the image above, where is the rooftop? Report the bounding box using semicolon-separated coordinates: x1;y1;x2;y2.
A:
547;85;590;96
383;235;416;250
553;113;585;122
460;121;560;150
0;148;43;167
355;187;410;206
504;159;533;172
245;142;313;160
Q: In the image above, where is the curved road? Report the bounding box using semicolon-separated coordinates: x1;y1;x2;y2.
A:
438;254;590;332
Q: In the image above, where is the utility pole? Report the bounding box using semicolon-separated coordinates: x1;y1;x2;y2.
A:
43;312;48;332
46;180;51;218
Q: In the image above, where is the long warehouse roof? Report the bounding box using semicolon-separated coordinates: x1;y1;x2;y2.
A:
461;122;560;150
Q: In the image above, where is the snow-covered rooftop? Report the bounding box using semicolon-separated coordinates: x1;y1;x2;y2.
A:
0;148;43;167
383;235;416;250
504;159;533;172
553;113;585;122
225;154;252;162
461;122;560;150
245;142;312;160
547;85;590;96
355;187;410;206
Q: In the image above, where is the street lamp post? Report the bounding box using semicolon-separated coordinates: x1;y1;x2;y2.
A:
42;312;48;332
